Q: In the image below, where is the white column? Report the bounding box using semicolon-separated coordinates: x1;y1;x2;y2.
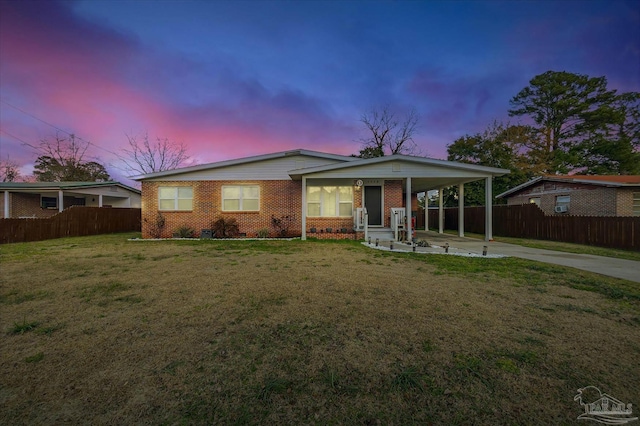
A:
458;183;464;237
424;192;428;231
438;188;444;234
58;190;64;213
405;177;412;241
485;176;493;241
301;177;307;240
4;191;9;218
99;194;103;207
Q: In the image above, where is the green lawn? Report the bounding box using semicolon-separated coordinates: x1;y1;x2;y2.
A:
1;234;639;425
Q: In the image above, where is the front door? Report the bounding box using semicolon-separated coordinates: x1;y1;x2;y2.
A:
364;186;382;226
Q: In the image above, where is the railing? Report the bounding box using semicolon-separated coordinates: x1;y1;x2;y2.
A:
390;207;406;241
354;207;369;240
354;207;366;230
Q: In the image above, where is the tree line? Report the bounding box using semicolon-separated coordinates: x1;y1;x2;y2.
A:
443;70;639;206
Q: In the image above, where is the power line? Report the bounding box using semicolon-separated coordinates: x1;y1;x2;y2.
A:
0;128;39;150
0;99;123;159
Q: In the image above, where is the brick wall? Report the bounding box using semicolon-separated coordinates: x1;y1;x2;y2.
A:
0;193;85;218
384;180;404;227
616;188;639;216
506;182;622;216
142;180;302;238
141;178;406;239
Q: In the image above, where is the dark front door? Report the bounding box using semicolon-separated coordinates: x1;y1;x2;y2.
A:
364;186;382;226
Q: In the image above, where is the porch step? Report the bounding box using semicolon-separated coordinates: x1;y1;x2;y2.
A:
366;228;394;242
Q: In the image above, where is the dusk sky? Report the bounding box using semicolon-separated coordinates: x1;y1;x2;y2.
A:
1;0;639;184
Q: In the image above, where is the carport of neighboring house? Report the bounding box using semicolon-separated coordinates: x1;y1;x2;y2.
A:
289;155;510;241
0;182;141;218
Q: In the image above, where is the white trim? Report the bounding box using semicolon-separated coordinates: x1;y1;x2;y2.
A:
438;187;444;234
458;183;464;237
301;177;307;240
132;149;356;181
221;184;260;212
363;184;384;227
158;186;194;211
4;191;9;218
485;177;493;241
58;190;64;213
289;154;511;178
406;177;412;241
306;185;353;218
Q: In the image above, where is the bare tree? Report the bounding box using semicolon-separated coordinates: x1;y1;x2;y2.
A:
0;156;21;182
120;132;190;175
358;106;419;157
29;133;110;182
36;133;89;167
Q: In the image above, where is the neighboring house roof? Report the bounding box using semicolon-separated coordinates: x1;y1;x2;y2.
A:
131;149;357;181
496;175;640;199
0;181;141;194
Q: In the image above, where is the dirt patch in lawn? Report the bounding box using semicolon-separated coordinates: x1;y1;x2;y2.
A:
1;235;639;425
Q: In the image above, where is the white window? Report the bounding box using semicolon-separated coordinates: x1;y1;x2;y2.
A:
307;186;353;217
158;186;193;211
556;195;570;206
222;185;259;211
633;192;640;216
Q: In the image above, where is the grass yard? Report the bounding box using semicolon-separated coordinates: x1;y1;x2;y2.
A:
1;233;639;425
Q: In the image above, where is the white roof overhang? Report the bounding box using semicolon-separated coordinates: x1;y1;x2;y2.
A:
289;155;510;192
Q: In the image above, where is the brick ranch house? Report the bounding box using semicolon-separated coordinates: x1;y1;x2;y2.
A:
1;181;141;219
133;149;509;241
496;175;640;216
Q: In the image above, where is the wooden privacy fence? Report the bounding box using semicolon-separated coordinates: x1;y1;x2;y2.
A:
427;204;640;250
0;206;141;244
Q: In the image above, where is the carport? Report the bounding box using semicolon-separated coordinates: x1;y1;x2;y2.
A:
289;155;510;241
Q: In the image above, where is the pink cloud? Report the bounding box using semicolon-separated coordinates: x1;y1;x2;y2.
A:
0;0;360;179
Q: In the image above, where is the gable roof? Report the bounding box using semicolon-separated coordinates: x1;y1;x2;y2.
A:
496;175;640;198
0;181;141;194
131;149;356;181
289;154;510;178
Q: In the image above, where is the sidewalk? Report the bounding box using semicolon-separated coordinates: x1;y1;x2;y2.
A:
413;231;640;283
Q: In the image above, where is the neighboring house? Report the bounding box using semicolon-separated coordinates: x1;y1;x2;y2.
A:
496;175;640;216
0;181;141;219
133;149;509;240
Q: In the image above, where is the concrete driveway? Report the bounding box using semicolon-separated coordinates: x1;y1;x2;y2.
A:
414;231;640;283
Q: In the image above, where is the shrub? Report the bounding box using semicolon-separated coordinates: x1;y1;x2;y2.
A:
257;228;270;238
173;225;196;238
271;215;294;237
211;217;239;238
144;212;166;238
